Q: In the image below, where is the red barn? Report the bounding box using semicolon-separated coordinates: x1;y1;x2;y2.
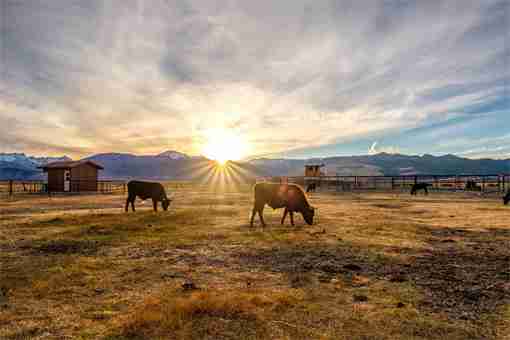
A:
39;160;104;192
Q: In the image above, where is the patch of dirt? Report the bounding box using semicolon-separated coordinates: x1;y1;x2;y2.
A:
236;227;510;321
287;272;315;288
116;245;231;269
412;227;510;319
28;239;101;255
235;244;390;283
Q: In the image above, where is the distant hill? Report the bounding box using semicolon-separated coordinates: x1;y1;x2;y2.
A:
86;152;261;181
0;153;71;179
85;152;207;179
248;153;510;177
1;151;510;180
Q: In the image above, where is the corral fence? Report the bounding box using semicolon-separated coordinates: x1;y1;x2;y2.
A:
263;174;510;194
3;175;510;198
0;179;251;198
0;179;127;198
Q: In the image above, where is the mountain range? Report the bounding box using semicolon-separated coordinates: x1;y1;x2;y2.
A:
0;153;72;179
1;151;510;180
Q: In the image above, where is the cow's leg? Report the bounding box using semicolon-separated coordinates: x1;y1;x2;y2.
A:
250;202;263;227
425;187;428;195
251;203;266;227
131;198;136;212
281;208;288;225
126;194;136;212
153;199;158;212
250;207;256;227
257;206;266;227
290;211;295;226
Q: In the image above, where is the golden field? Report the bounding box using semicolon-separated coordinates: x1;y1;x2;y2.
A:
1;188;509;339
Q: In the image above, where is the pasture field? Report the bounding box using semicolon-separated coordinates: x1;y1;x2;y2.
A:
1;190;509;339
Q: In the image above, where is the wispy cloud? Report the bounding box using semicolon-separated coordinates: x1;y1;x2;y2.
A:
368;141;400;155
1;0;508;158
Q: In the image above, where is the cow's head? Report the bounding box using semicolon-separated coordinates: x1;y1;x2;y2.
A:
503;194;510;206
162;198;171;211
302;206;315;225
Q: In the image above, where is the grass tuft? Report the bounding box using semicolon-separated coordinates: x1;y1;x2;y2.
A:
112;288;303;339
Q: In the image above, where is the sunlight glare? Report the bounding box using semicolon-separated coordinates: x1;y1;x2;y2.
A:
202;129;249;165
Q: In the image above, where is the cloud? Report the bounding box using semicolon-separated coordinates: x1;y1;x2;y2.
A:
1;0;508;158
369;142;379;155
368;141;400;155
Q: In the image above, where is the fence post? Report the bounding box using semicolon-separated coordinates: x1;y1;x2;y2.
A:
8;180;13;197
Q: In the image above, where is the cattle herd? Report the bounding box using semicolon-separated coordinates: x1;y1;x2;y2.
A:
125;180;510;226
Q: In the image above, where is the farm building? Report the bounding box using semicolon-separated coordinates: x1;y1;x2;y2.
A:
305;164;325;177
39;160;104;192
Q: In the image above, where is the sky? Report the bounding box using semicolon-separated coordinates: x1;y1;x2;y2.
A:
0;0;509;160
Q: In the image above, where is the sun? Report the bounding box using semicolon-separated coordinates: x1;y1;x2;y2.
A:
202;129;249;165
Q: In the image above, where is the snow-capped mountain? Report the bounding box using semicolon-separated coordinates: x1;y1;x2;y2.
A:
0;153;72;179
0;153;35;169
2;151;510;180
156;150;189;160
31;156;72;165
0;153;71;165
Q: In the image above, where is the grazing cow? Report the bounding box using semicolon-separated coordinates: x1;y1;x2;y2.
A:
503;191;510;205
250;182;316;227
410;183;431;195
125;180;171;212
306;182;317;193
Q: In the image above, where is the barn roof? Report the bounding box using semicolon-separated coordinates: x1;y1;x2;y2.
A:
38;160;104;171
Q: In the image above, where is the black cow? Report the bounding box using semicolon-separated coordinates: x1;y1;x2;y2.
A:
306;183;317;193
410;183;431;195
125;180;171;212
503;191;510;205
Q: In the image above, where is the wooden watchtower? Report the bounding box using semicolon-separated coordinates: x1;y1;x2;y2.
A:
305;164;325;177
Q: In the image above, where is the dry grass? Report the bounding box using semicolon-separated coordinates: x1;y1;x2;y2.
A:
0;189;509;339
111;287;303;339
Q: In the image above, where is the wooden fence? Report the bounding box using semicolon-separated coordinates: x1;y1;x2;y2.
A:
266;174;510;194
0;180;127;197
0;179;251;198
3;174;510;198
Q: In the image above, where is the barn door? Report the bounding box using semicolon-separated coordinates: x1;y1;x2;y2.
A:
64;170;71;192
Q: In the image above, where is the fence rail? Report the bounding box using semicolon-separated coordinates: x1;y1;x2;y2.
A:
264;174;510;194
0;180;127;197
0;179;251;198
3;174;510;198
